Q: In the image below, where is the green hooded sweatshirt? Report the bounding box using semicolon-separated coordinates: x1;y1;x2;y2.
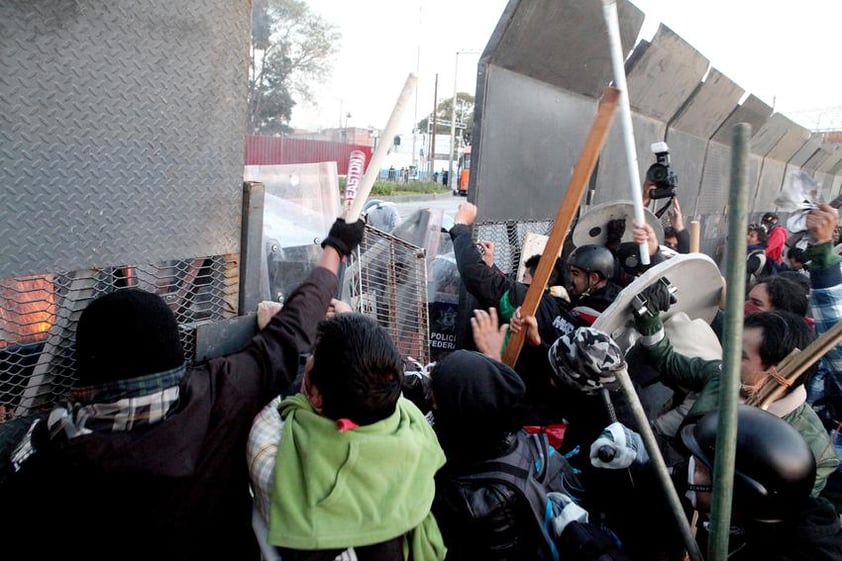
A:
269;394;447;561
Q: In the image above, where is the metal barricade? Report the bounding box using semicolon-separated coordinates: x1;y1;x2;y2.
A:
342;225;430;366
0;256;236;419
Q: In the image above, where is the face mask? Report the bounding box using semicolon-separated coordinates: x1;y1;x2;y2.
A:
685;457;698;509
685;457;713;510
740;370;771;399
744;301;764;316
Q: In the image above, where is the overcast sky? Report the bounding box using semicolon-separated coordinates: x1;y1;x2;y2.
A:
291;0;841;133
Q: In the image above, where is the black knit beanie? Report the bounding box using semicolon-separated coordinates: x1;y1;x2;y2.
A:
75;288;184;386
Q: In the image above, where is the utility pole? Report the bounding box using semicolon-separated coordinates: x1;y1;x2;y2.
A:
410;1;421;174
447;50;480;190
447;54;459;190
430;73;438;178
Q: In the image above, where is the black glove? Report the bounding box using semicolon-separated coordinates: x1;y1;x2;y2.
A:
321;218;365;256
632;280;671;336
606;218;626;246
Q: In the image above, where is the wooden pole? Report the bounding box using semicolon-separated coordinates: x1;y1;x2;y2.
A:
748;319;842;409
502;88;619;367
689;220;701;253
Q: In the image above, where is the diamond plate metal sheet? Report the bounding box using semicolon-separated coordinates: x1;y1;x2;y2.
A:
593;113;665;205
832;175;842;202
626;25;709;121
766;117;811;162
473;66;598;222
0;1;249;278
695;142;732;215
789;135;822;168
487;0;643;99
670;68;744;138
711;94;772;146
469;0;842;270
752;114;800;157
753;159;786;212
809;143;842;173
663;129;706;215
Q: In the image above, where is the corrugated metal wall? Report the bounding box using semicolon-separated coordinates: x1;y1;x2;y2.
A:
245;136;373;175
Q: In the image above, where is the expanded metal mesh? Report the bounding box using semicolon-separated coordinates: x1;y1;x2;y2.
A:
0;256;236;420
342;225;430;365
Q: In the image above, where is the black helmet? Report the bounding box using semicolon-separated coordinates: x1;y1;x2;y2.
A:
567;244;614;280
680;405;816;521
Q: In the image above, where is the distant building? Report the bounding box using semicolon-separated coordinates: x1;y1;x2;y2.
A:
288;127;375;146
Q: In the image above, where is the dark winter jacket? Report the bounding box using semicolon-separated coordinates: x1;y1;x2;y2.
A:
571;281;622;326
0;266;337;561
699;496;842;561
432;350;550;561
450;224;579;424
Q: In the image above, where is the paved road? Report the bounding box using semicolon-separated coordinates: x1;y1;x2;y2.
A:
386;193;464;225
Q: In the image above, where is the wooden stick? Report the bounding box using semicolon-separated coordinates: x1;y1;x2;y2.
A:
689;220;701;253
502;88;619;367
749;319;842;409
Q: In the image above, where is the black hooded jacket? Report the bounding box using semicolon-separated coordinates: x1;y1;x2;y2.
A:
450;224;580;424
431;350;551;561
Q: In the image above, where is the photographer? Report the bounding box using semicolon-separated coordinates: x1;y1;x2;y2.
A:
643;143;690;256
642;142;678;213
608;144;681;283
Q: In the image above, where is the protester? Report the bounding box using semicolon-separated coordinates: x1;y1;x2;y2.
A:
435;312;629;561
745;275;809;318
566;244;621;325
631;283;838;495
681;406;842;560
762;212;789;271
248;312;446;561
746;222;769;289
0;218;365;560
789;246;810;276
449;201;578;424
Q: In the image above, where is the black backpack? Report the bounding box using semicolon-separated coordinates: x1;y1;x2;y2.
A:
450;431;585;561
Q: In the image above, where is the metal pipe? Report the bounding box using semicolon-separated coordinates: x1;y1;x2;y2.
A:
615;366;703;561
601;0;648;266
708;122;752;561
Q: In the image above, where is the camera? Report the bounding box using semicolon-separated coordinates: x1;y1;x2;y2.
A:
645;141;678;200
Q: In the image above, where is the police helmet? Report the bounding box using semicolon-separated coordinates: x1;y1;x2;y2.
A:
680;405;816;521
567;244;615;280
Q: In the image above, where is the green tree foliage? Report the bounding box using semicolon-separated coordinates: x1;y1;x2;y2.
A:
249;0;340;134
416;92;475;148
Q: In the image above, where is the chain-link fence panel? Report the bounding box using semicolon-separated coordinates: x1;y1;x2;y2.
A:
474;220;555;275
0;255;236;420
342;226;430;366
